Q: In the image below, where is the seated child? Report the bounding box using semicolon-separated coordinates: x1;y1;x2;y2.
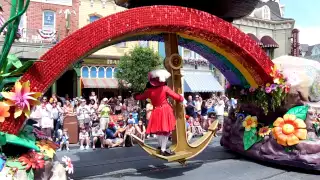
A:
79;126;90;150
135;120;146;142
58;129;70;151
123;120;136;147
193;117;204;136
92;125;105;150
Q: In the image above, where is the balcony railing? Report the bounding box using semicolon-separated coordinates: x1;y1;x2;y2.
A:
0;28;59;44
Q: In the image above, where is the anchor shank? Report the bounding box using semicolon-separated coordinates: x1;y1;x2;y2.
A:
164;33;188;150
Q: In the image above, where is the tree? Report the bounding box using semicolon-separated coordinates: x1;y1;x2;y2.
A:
116;46;163;92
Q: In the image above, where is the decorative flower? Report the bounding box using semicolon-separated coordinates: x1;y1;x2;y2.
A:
272;114;307;146
240;89;246;95
236;113;245;121
242;115;258;131
37;140;59;150
1;81;41;118
18;151;45;170
270;84;277;90
266;83;271;87
265;87;272;93
33;128;49;140
258;126;271;137
37;144;56;159
0;102;10;123
249;87;256;92
62;156;73;174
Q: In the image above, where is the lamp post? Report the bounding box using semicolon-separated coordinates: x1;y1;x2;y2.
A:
73;60;84;97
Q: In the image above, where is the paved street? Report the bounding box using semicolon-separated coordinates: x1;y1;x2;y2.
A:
56;137;319;180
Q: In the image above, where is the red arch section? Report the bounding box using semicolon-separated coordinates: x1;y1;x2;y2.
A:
20;5;273;93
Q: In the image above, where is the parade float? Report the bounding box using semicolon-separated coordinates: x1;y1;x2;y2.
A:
0;0;318;179
0;0;73;179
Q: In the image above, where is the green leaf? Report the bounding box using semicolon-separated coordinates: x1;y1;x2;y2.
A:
5;133;39;151
0;76;20;91
286;105;309;120
0;132;7;146
6;159;25;170
243;128;258;150
256;135;263;143
26;169;34;180
7;54;22;69
18;125;36;142
0;60;37;77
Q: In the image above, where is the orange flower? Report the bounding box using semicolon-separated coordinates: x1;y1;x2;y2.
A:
242;115;258;131
272;114;307;146
0;102;10;122
1;81;41;118
258;126;271;137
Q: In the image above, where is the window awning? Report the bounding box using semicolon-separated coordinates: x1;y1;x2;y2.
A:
261;35;279;48
183;72;224;92
247;33;263;46
81;78;119;89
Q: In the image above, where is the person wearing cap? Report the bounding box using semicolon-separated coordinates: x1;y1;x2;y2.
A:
98;98;112;130
104;122;124;148
134;69;184;156
76;99;91;128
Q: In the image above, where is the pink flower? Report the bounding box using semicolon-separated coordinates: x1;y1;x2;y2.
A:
249;87;256;92
265;87;272;93
1;81;41;118
240;89;245;95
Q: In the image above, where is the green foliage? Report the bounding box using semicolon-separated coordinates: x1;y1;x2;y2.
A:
4;133;39;151
243;128;258;150
0;132;6;146
18;125;36;142
286;105;309;120
26;169;34;180
6;159;25;170
115;46;162;92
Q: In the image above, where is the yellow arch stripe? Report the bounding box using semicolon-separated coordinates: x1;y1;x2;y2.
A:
177;33;258;88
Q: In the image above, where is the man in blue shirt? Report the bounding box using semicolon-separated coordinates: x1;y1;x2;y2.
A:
105;122;124;148
131;109;139;124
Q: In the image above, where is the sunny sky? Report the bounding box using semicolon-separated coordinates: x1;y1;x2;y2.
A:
281;0;320;45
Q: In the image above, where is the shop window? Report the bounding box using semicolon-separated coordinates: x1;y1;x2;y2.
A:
265;48;274;59
90;67;97;78
81;66;89;78
43;10;56;31
89;15;100;23
106;67;113;78
115;42;126;48
98;67;105;78
113;68;118;78
139;41;149;48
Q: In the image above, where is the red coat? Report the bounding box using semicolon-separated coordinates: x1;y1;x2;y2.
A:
135;85;184;134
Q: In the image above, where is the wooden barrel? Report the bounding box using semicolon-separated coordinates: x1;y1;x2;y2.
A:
63;116;79;144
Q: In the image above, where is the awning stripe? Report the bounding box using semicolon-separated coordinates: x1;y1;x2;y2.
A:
82;78;119;89
261;35;279;48
183;72;224;92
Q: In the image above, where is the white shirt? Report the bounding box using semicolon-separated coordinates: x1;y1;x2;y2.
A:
77;105;91;120
214;100;225;116
40;103;53;128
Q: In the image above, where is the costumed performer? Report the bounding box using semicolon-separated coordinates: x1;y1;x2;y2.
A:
134;69;184;156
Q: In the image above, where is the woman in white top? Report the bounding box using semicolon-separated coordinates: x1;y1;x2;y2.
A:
76;99;91;128
89;91;98;104
40;96;53;139
214;99;225;133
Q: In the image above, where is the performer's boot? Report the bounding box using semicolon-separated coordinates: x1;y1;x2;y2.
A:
160;135;175;156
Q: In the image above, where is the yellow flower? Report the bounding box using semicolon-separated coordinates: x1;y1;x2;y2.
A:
1;81;41;118
266;83;271;87
258;126;271;137
37;144;55;159
272;114;307;146
0;102;10;123
242;115;258;131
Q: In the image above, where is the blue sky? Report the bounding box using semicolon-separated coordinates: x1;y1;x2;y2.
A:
281;0;320;45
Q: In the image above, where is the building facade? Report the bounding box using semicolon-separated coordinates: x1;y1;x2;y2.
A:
77;0;159;99
233;0;295;59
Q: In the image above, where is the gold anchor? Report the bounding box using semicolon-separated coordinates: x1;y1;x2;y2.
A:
132;33;218;164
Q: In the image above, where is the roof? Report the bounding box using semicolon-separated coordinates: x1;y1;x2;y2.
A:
255;0;292;21
300;44;309;52
260;35;279;48
247;33;263;46
183;71;224;92
304;44;320;57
